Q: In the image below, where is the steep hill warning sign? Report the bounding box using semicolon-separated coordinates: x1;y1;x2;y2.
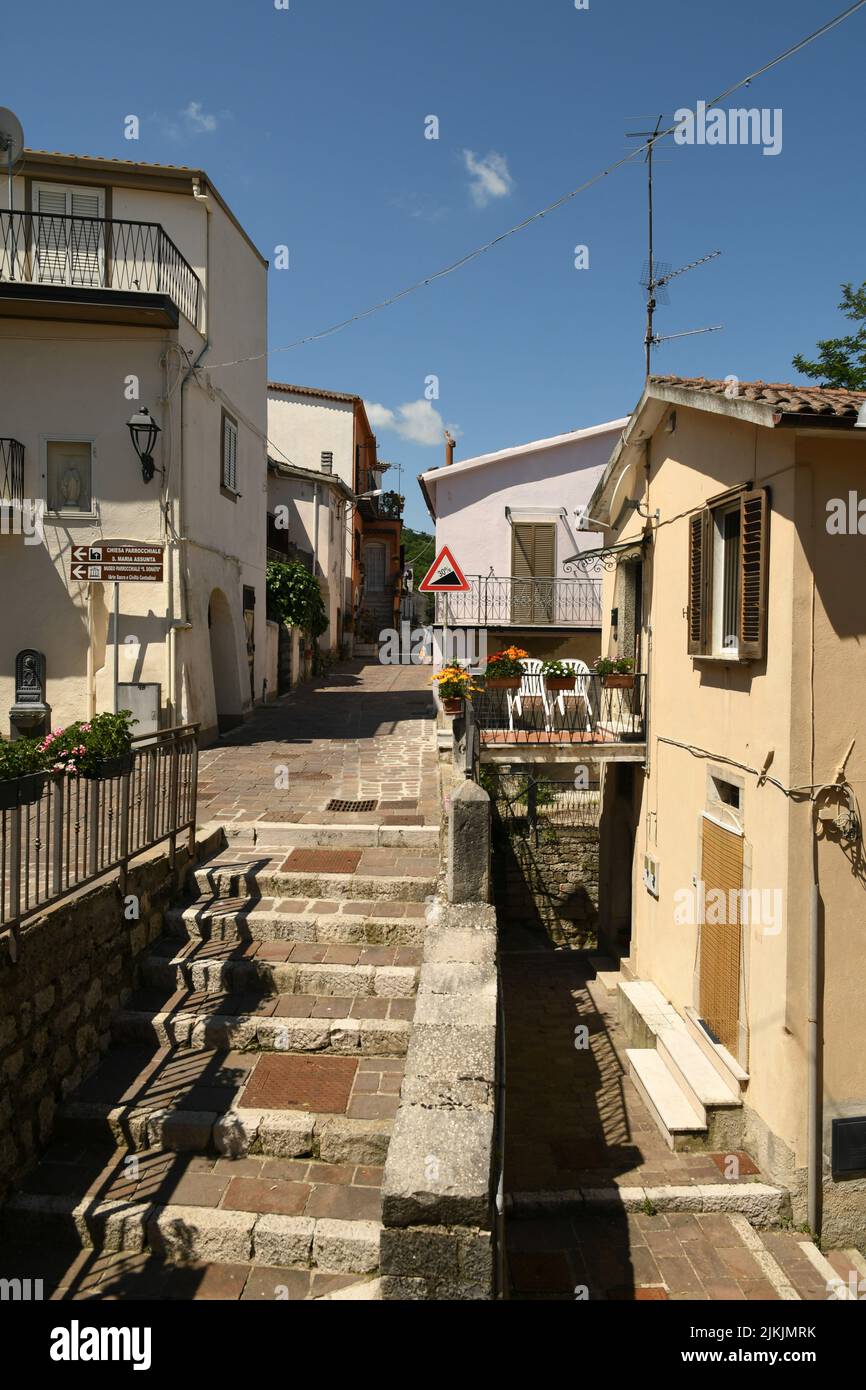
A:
419;546;470;592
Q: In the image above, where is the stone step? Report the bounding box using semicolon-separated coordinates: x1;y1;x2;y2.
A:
2;1191;382;1275
58;1099;392;1166
191;863;436;904
141;947;419;999
111;1000;412;1056
216;821;439;851
656;1026;742;1110
626;1048;708;1151
165;899;427;946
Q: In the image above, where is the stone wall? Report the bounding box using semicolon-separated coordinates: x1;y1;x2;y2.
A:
0;831;219;1202
493;818;599;948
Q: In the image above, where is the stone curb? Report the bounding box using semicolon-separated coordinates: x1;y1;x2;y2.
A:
508;1182;791;1225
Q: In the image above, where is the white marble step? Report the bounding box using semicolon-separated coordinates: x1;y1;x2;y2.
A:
626;1048;706;1150
657;1025;742;1111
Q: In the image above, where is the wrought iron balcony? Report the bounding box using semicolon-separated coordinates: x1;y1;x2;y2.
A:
0;437;24;509
435;573;602;627
0;210;202;328
475;671;647;752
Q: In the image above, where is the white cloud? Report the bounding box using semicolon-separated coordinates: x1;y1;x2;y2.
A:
365;399;462;448
182;101;218;134
462;149;514;207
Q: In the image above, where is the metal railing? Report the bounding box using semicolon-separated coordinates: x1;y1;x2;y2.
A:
489;773;601;833
0;724;199;936
475;673;646;745
0;437;24;509
435;574;602;627
0;210;202;328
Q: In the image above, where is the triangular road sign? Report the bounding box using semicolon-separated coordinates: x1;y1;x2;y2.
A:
419;545;470;593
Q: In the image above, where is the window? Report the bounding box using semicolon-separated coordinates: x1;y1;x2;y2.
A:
46;440;93;514
511;522;555;623
33;182;105;288
221;411;238;496
688;487;769;660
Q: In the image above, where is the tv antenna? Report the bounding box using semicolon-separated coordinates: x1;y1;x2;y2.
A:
0;107;24;216
626;115;723;376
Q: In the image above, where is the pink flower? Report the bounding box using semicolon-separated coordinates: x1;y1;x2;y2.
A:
81;724;91;732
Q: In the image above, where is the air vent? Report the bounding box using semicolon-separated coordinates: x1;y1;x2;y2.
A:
832;1117;866;1177
643;853;660;898
321;452;333;474
327;799;378;813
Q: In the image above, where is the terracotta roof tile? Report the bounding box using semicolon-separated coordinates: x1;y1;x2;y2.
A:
268;382;359;404
650;375;866;420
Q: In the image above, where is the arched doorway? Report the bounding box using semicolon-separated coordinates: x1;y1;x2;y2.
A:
208;588;243;734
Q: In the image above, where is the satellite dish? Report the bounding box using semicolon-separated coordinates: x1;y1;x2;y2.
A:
0;107;24;212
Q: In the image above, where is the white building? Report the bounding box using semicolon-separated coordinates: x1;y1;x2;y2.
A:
0;148;268;744
418;419;627;662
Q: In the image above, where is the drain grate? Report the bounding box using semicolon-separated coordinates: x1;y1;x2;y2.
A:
291;772;332;781
326;798;379;813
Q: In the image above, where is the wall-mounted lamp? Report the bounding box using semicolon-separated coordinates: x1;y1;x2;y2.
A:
127;407;162;483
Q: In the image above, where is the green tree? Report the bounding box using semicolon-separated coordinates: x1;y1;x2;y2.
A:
266;561;328;637
793;281;866;390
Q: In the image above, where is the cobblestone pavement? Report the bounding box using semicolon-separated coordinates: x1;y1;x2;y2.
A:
501;944;862;1301
197;662;439;826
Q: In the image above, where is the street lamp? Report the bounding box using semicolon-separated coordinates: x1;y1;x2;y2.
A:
127;407;162;483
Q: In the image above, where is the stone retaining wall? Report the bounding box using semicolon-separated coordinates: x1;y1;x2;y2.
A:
494;820;599;948
0;830;220;1201
379;899;498;1299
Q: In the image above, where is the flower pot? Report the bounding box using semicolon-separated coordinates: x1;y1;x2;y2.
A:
545;677;575;692
485;677;521;690
17;772;47;805
0;779;18;811
88;752;134;780
441;697;464;715
602;674;635;689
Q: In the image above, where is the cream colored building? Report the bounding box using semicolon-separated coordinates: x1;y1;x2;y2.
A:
0;150;268;745
589;375;866;1246
266;456;354;659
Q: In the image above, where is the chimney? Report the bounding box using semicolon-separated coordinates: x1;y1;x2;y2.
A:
321;451;333;475
444;430;455;467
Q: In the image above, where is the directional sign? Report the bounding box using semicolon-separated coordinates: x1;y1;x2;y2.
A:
70;542;164;583
419;545;470;593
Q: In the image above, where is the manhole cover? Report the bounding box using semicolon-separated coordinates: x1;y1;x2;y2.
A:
240;1054;358;1113
281;848;362;874
326;799;379;813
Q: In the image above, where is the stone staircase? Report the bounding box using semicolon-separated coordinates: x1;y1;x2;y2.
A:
1;825;438;1300
618;979;746;1152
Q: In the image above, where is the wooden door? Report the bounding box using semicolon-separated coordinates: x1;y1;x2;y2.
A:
698;816;744;1054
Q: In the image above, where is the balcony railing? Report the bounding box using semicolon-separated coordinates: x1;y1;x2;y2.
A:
0;210;202;328
435;574;602;627
475;672;646;746
0;724;199;934
0;437;24;508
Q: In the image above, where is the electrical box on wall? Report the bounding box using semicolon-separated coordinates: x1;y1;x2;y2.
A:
643;854;660;898
832;1117;866;1178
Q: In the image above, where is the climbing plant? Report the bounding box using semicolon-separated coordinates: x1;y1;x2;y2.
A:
266;560;328;638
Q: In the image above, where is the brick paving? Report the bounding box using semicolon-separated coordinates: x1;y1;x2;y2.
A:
197;661;439;826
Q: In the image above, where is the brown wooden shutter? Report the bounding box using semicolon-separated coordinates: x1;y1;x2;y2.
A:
511;523;555;578
687;509;710;654
738;488;770;660
511;523;534;579
699;817;744;1054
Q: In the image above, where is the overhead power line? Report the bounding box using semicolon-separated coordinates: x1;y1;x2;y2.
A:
204;0;866;372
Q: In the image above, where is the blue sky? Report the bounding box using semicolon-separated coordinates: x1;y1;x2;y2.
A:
6;0;865;531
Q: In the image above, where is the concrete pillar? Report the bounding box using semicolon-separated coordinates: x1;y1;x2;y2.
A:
447;780;491;904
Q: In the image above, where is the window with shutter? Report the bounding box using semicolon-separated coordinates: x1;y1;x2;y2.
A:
511;522;555;623
687;488;770;661
33;183;105;287
221;412;239;495
738;488;770;660
699;815;745;1055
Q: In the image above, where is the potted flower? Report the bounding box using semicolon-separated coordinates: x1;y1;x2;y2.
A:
430;666;482;715
40;711;137;782
541;659;575;692
0;735;48;810
483;646;528;691
593;656;635;689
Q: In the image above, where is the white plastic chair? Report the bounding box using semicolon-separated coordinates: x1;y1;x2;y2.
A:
544;658;593;735
507;658;544;733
